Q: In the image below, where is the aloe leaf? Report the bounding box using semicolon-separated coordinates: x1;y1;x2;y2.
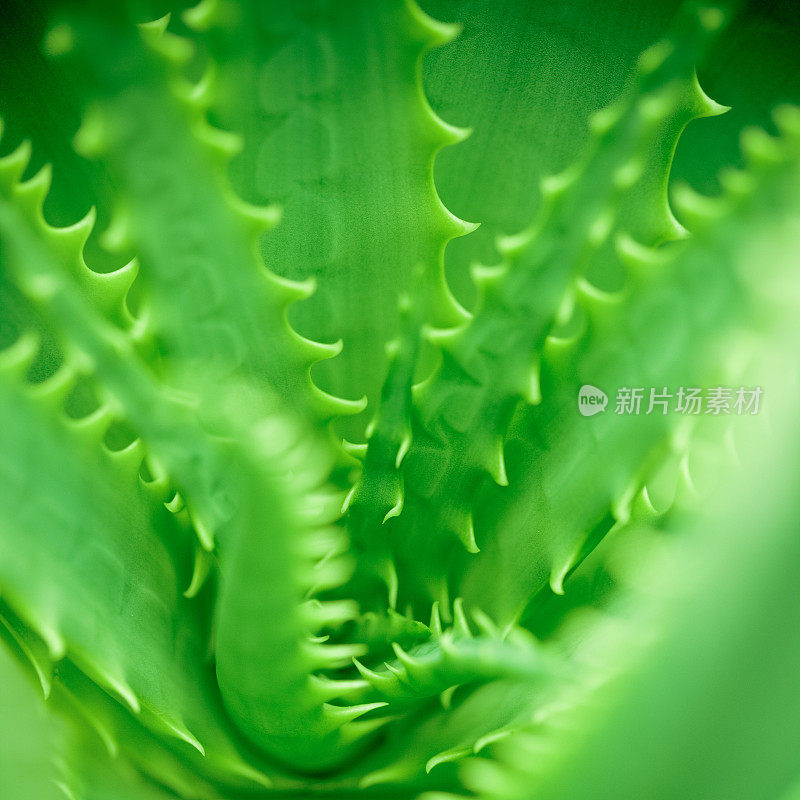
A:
187;0;475;438
351;600;549;709
0;145;234;554
338;607;431;660
671;0;800;194
343;285;424;604
0;644;66;800
0;129;373;775
0;331;287;789
458;107;800;622
353;677;554;793
213;415;381;772
420;0;798;305
0;2;111;235
376;3;728;611
41;4;362;432
0;136;290;789
465;355;800;800
420;0;686;307
0;336;194;738
61;747;183;800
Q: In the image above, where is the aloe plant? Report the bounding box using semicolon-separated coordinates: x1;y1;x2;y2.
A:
1;1;799;798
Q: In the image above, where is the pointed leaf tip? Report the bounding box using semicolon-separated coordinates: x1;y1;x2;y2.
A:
425;746;472;773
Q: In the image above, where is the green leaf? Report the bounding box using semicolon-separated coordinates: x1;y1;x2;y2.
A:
192;0;475;438
459;108;800;622
0;645;65;800
468;348;800;800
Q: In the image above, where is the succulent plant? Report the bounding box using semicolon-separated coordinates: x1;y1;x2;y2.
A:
1;1;799;798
